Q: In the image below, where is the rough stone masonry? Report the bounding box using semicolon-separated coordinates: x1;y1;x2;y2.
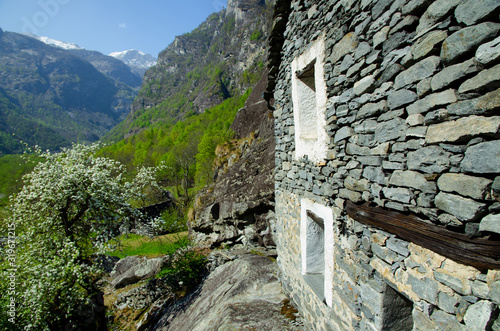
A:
269;0;500;330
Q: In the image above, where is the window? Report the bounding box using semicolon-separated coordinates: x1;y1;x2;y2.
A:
301;198;334;306
292;37;328;163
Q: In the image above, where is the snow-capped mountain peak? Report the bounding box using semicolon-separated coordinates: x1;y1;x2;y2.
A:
25;34;82;50
109;49;157;70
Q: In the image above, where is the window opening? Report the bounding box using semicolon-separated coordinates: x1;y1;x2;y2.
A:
296;60;318;140
380;285;413;330
292;37;328;163
301;198;334;306
304;210;325;301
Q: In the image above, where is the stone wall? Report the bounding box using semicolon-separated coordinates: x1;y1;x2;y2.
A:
271;0;500;330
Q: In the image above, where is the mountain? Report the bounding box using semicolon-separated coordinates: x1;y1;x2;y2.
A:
106;0;274;141
27;34;83;50
29;34;143;88
69;49;143;89
109;49;157;77
0;29;135;153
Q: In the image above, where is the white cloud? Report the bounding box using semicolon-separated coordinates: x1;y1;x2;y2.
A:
118;23;126;29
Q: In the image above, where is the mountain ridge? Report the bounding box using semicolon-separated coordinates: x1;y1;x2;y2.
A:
0;30;137;153
106;0;274;141
109;49;157;77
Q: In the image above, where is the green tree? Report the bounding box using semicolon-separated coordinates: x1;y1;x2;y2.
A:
0;143;165;330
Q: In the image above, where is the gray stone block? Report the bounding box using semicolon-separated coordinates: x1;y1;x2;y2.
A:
472;280;490;299
406;114;425;127
431;58;482;92
377;63;405;87
448;88;500;116
363;166;387;185
479;214;500;235
353;75;375;96
417;77;432;97
345;176;370;192
347;59;365;78
356;156;382;166
455;0;500;26
407;146;451;174
374;118;407;143
339;188;363;203
426;115;500;144
355;119;378;134
459;63;500;94
408;274;439;304
476;36;500;65
438;292;458;314
413;307;438;330
437;173;492;200
346;143;371;155
406;89;457;115
387;88;417;110
463;300;497;331
382;31;415;56
435;192;486;222
407;126;427;138
490;281;500;304
411;30;448;60
357;100;388;120
461;140;500;174
386;237;410;257
441;22;500;63
382;161;403;170
383;187;412;204
378;109;405;122
401;0;431;15
416;0;461;34
431;309;466;331
434;270;472;295
355;41;371;60
334;126;355;143
394;56;440;89
330;32;359;64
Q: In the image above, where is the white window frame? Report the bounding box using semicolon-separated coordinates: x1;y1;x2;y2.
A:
291;36;328;163
300;198;334;306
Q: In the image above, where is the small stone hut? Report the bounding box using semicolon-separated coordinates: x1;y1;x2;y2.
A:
266;0;500;330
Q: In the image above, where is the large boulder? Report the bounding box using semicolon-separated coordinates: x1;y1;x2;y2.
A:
151;253;301;330
191;71;276;247
110;255;165;289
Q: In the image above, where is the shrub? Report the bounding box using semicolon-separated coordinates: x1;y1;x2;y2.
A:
156;248;207;288
250;29;263;41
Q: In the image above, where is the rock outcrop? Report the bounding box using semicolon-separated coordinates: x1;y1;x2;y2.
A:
110;255;166;289
151;252;302;330
112;0;274;140
190;71;276;247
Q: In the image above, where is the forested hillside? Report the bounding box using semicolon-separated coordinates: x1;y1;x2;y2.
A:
106;0;273;141
99;91;250;200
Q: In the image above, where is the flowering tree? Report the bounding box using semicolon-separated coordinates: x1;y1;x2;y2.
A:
0;143;165;330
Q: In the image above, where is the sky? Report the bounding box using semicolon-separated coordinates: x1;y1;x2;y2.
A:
0;0;228;57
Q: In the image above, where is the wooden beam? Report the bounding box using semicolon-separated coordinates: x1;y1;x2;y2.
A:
345;201;500;271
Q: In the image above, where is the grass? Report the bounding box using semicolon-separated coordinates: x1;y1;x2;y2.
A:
107;232;189;258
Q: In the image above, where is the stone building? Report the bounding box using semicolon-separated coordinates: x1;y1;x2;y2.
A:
266;0;500;330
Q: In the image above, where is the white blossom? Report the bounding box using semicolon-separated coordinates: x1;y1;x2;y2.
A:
0;143;165;329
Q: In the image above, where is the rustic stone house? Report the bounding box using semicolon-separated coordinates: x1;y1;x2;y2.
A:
266;0;500;329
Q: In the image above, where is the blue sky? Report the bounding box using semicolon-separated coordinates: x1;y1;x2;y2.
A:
0;0;228;57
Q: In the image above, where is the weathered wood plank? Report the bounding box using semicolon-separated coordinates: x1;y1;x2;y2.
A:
346;201;500;270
